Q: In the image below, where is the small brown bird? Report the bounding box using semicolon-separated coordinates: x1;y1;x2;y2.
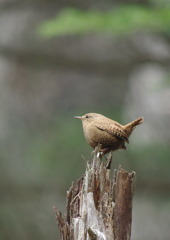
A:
74;113;144;154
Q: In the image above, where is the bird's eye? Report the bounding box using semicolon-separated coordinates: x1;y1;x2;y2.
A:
86;115;89;118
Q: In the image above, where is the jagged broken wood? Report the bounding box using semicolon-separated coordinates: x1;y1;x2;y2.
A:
54;148;136;240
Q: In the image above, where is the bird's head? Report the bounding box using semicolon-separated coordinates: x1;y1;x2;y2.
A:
74;113;100;123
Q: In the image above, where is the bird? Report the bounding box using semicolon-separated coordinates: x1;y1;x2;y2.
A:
74;113;144;154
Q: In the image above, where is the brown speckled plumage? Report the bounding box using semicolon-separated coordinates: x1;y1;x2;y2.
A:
75;113;144;154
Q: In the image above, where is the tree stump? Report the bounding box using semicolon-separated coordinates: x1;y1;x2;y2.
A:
54;148;136;240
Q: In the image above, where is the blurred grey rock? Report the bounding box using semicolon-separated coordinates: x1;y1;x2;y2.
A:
124;64;170;144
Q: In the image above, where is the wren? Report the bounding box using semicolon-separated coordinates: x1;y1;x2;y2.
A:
74;113;144;154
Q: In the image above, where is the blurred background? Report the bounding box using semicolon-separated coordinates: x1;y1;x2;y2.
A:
0;0;170;240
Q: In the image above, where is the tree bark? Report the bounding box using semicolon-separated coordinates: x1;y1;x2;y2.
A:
54;148;136;240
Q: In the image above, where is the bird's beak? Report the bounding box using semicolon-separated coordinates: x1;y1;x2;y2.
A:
74;116;83;120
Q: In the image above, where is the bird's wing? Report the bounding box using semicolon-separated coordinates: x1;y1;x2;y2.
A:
96;123;129;143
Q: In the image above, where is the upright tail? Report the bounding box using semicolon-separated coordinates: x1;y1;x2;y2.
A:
123;117;144;137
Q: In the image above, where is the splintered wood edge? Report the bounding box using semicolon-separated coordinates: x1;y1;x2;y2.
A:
53;151;136;240
53;206;64;237
113;167;136;240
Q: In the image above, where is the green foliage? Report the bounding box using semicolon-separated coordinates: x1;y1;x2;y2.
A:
38;6;170;37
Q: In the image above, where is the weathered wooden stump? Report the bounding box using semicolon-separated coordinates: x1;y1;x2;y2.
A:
54;148;136;240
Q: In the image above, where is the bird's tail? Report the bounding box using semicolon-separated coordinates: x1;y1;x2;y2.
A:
123;117;144;137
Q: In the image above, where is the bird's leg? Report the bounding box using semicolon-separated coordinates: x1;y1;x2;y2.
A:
101;148;112;155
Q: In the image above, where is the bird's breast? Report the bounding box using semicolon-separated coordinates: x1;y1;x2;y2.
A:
82;122;98;147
